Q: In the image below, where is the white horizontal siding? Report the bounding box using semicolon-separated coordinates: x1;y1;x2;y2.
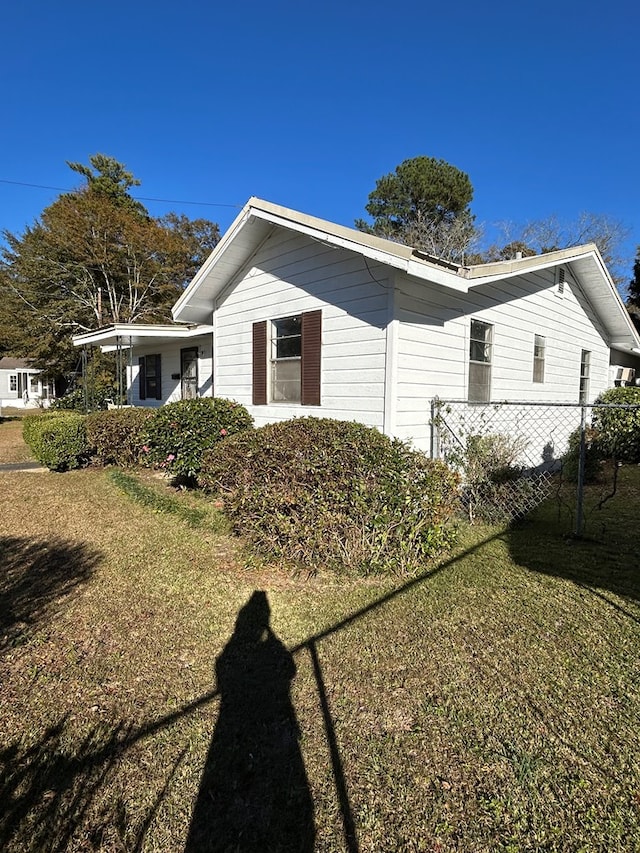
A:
393;267;612;451
126;337;213;407
213;229;389;429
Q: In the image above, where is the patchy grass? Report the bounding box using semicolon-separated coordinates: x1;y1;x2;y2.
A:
0;419;639;852
0;410;42;464
107;469;229;533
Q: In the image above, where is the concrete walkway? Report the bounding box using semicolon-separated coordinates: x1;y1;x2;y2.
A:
0;461;47;472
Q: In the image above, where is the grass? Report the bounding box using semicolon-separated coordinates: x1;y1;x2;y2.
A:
0;419;639;851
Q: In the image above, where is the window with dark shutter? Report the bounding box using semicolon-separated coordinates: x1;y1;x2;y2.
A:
252;321;267;405
139;354;162;401
138;357;147;401
301;310;321;406
253;311;322;406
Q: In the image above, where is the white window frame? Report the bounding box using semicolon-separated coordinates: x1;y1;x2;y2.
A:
579;350;590;403
468;319;493;403
9;374;17;394
533;335;545;383
269;315;302;403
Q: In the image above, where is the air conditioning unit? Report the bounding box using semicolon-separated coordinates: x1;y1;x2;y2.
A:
611;366;636;386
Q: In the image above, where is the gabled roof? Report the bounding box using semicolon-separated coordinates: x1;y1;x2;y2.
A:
0;357;37;371
172;198;640;355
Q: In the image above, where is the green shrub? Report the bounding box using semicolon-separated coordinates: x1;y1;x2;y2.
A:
198;417;459;576
23;412;90;471
143;397;254;480
86;408;156;467
51;386;117;413
23;412;64;450
562;425;603;483
592;386;640;462
443;431;541;523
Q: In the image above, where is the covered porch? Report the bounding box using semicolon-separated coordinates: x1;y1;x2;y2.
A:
72;323;215;407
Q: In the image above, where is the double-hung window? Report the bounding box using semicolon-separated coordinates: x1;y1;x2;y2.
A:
468;319;493;403
533;335;545;383
579;350;590;403
253;310;322;406
271;316;302;402
9;374;17;394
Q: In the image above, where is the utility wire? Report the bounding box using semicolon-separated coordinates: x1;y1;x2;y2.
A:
0;178;243;209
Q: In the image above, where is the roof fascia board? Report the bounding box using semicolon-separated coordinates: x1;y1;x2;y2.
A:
464;247;640;350
459;244;601;280
73;324;213;347
253;207;409;270
172;203;253;321
248;206;471;293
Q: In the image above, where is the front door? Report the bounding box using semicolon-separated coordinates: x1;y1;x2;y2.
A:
181;347;198;400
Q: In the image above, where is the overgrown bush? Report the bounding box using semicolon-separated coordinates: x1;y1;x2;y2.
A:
443;431;540;523
86;408;156;467
143;398;254;480
198;417;459;576
23;412;90;471
592;386;640;462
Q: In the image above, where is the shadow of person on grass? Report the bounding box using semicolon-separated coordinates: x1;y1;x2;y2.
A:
184;591;314;853
0;536;101;651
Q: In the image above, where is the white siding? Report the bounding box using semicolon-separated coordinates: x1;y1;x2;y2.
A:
126;337;213;407
394;266;611;450
213;230;390;429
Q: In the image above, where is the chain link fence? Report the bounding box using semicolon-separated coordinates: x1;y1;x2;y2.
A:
430;398;640;536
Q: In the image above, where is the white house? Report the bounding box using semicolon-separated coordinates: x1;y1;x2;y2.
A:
0;357;55;409
73;198;640;453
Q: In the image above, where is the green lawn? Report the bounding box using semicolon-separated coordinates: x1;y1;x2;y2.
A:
1;419;639;852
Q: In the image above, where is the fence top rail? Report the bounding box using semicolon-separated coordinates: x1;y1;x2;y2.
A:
432;398;640;410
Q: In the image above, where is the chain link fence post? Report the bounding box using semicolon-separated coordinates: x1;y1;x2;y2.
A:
575;404;587;537
430;397;440;460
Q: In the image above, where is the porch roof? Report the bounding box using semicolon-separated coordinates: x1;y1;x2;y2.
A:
72;323;214;351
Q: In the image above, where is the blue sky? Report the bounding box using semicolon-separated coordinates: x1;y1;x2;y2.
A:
2;0;639;285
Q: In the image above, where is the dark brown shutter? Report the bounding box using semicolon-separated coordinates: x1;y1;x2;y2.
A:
138;357;147;400
301;310;321;406
154;354;162;400
252;321;267;405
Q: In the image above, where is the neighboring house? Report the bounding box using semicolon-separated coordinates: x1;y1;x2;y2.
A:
0;357;55;409
73;198;640;453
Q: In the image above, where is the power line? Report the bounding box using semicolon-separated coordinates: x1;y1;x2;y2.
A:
0;178;243;209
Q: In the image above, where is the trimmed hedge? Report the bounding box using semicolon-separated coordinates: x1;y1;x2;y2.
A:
86;408;156;468
592;386;640;462
143;397;254;480
23;412;90;472
198;417;460;576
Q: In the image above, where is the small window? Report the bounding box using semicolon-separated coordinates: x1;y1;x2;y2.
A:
468;319;493;403
30;375;39;393
533;335;545;383
9;374;17;393
579;350;590;403
271;316;302;402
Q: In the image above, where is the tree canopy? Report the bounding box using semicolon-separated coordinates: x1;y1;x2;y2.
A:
355;155;478;262
0;154;220;379
482;213;631;287
628;247;640;307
